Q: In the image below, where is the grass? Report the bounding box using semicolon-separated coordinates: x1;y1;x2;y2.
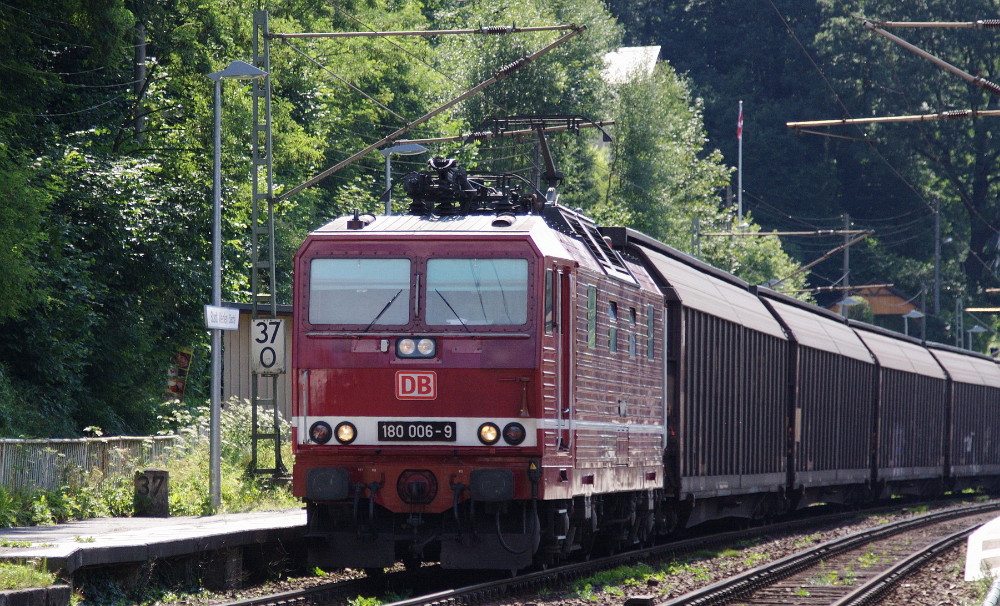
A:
0;540;34;548
0;561;56;590
813;564;857;586
0;399;297;529
0;399;300;602
856;550;881;568
570;562;664;600
794;534;821;548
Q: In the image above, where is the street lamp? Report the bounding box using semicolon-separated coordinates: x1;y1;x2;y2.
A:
380;143;427;214
902;309;924;337
206;60;268;510
967;325;988;350
838;296;861;318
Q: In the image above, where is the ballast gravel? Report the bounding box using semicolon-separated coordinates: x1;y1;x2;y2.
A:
177;505;992;606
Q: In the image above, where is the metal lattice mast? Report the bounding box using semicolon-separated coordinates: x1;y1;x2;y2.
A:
250;10;286;477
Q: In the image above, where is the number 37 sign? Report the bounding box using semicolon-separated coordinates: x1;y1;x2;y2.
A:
251;319;286;375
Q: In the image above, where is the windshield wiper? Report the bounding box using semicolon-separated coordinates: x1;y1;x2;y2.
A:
365;289;403;332
434;289;471;332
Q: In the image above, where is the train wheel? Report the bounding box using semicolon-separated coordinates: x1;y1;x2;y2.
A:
403;556;421;572
363;567;386;579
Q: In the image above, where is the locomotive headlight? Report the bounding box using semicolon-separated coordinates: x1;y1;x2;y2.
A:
396;337;437;358
397;338;416;356
334;422;357;445
309;421;332;444
416;338;436;356
478;422;500;445
502;422;526;445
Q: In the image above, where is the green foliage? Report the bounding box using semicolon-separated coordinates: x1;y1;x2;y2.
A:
157;399;297;515
0;0;816;438
606;0;1000;335
0;401;295;527
572;562;655;595
0;562;57;591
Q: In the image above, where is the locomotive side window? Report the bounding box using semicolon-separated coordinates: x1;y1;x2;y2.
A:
646;304;655;361
309;258;411;325
608;301;618;353
587;286;597;348
425;258;528;326
628;307;637;358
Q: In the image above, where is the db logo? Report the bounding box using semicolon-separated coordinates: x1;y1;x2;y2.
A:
396;371;437;400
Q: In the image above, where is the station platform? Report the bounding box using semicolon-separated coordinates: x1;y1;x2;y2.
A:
0;508;306;576
966;514;1000;581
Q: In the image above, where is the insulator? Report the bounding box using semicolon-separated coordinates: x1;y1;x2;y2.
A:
977;19;1000;29
942;110;972;120
496;58;527;79
478;25;513;35
975;78;1000;97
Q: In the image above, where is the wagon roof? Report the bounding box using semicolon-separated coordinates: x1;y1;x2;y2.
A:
852;325;945;377
928;346;1000;387
761;295;873;362
621;229;786;340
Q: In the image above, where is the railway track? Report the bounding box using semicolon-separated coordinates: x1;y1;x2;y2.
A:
217;501;999;606
662;501;999;606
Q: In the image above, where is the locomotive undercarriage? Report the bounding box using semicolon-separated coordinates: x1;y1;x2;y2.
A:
304;490;668;572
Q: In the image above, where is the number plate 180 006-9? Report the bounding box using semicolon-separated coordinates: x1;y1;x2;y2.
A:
378;421;456;442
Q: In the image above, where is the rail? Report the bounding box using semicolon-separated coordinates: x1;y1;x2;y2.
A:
0;436;179;491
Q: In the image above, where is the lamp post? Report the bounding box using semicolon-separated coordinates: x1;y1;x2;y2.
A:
967;325;988;351
903;309;924;337
380;143;427;214
838;296;861;318
207;60;268;510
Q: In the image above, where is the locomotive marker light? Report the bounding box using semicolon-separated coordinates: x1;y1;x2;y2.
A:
334;422;356;445
207;59;268;510
309;421;333;444
478;422;501;445
502;422;527;445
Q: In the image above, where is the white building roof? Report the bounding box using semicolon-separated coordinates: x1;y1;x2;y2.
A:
602;46;660;84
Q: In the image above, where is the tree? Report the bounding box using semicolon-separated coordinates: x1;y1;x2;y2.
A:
815;0;1000;297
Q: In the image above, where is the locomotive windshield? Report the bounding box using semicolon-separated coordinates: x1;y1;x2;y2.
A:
426;258;528;326
309;258;411;325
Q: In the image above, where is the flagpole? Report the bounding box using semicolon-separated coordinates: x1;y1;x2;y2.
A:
737;99;743;223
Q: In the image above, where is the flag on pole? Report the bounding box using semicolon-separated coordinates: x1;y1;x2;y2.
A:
737;100;743;222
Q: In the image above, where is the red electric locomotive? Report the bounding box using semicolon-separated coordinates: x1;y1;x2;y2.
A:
292;164;666;571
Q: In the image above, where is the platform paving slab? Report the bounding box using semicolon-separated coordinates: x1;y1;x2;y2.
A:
0;509;305;575
966;513;1000;581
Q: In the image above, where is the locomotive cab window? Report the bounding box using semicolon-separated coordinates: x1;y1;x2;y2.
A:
544;269;555;334
425;258;528;326
309;258;411;325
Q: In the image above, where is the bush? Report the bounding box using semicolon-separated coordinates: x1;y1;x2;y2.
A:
0;399;297;527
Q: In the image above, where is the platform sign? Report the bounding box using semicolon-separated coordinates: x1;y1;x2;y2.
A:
251;318;286;375
204;305;240;330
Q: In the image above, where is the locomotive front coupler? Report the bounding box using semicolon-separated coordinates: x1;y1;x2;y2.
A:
449;481;468;531
351;482;364;525
368;481;382;524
